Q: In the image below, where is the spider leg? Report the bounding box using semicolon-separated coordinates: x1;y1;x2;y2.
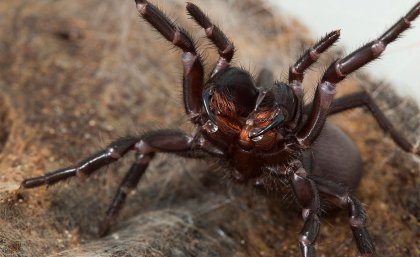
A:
100;129;203;235
297;3;419;147
23;129;216;235
21;137;140;188
289;30;340;96
311;176;375;256
102;129;227;235
100;152;152;236
290;164;321;257
186;3;235;77
134;0;205;123
287;31;340;129
329;91;419;155
346;196;375;256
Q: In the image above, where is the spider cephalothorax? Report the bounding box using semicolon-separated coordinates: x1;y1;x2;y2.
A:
21;1;420;257
204;66;300;145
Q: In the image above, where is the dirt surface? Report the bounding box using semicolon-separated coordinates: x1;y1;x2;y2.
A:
0;0;419;257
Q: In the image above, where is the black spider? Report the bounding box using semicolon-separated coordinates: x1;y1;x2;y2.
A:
21;1;420;256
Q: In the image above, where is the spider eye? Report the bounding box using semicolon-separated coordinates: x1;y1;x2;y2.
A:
248;112;285;139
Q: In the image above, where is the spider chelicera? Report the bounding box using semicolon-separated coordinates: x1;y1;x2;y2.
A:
21;1;420;256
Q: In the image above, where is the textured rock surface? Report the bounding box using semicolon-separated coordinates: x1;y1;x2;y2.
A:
0;0;418;256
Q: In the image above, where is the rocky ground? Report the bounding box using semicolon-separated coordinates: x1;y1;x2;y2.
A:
0;0;418;256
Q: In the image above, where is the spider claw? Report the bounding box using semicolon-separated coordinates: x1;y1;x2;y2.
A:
202;87;217;124
249;112;285;139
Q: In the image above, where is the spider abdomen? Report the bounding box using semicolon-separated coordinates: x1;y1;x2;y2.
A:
310;123;362;191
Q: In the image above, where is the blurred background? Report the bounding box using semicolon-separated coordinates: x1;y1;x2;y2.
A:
268;0;420;103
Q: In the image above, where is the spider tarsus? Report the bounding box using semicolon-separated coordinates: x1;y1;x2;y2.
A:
186;1;234;63
289;29;340;84
406;2;420;21
186;2;212;28
314;30;340;54
21;177;45;188
134;0;147;15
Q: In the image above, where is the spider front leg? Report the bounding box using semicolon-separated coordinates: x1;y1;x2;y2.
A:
289;163;321;257
186;3;235;77
297;3;419;147
134;0;205;122
22;129;212;235
21;137;140;188
289;30;340;126
289;30;340;96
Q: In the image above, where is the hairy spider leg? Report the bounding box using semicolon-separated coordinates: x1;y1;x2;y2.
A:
100;129;200;235
290;30;340;125
290;164;321;257
100;152;152;236
186;2;235;78
21;137;140;188
310;176;375;255
289;30;340;96
22;129;208;235
297;3;420;147
346;196;374;255
329;91;419;155
134;0;205;123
